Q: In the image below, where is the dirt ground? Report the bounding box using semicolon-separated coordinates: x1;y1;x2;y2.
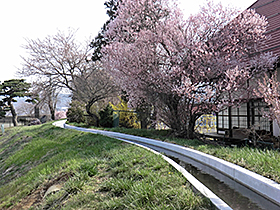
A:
9;173;72;210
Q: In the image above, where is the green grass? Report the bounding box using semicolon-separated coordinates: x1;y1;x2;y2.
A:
0;122;212;209
195;145;280;182
70;123;280;183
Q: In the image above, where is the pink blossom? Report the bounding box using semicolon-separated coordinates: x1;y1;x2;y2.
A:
255;72;280;127
55;110;67;120
101;0;277;138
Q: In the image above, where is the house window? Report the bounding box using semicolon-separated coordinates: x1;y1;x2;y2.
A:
231;103;248;129
251;101;271;132
218;110;229;129
217;100;272;134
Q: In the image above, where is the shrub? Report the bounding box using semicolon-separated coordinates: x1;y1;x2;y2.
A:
67;101;86;123
99;104;114;128
85;115;98;127
110;98;140;129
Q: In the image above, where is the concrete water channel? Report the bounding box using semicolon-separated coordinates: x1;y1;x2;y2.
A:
154;148;280;210
54;121;280;210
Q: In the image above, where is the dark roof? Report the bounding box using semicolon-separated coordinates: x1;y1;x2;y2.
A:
249;0;280;57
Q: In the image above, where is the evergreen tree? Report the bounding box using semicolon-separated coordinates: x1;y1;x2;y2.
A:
0;100;8;119
99;104;114;128
90;0;119;61
0;79;34;126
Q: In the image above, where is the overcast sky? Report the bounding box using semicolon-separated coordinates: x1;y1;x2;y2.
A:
0;0;256;82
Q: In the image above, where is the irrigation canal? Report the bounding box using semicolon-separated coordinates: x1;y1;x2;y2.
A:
54;121;280;210
144;144;279;210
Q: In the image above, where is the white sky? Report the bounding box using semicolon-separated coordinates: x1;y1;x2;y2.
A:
0;0;256;82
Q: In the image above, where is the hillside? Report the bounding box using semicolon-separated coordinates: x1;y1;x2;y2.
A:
0;122;212;210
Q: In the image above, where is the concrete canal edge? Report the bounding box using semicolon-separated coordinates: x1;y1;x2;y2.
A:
54;121;280;208
54;122;231;209
117;137;233;210
99;131;280;207
97;130;280;207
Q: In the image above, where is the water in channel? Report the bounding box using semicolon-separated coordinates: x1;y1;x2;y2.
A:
143;144;279;210
170;152;280;210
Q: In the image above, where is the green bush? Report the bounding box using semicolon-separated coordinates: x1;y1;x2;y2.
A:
85;115;98;127
99;105;113;128
67;101;86;123
110;97;140;129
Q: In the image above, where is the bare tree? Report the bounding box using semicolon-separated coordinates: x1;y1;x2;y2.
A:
19;29;119;123
30;77;61;120
71;61;119;125
15;100;34;116
19;29;91;90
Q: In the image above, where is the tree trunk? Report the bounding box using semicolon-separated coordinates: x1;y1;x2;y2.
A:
166;95;181;132
34;105;40;119
187;117;196;139
150;107;157;129
46;94;56;120
86;102;100;127
137;106;151;129
140;119;148;129
48;102;55;120
9;101;18;126
164;93;200;139
170;111;199;140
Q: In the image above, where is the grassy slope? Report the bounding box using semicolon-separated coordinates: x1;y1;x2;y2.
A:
75;125;280;183
0;123;212;210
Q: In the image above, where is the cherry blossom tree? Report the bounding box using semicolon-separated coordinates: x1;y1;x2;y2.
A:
102;0;277;138
255;71;280;128
55;110;67;120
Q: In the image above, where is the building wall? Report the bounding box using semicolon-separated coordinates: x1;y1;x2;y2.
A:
273;120;280;137
215;0;280;138
272;67;280;136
